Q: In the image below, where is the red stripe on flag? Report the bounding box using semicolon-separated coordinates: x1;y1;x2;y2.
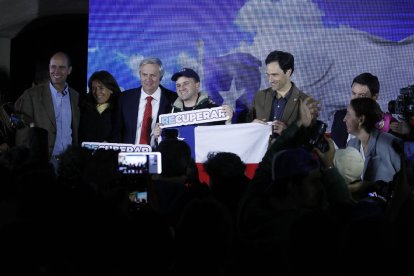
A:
196;163;259;185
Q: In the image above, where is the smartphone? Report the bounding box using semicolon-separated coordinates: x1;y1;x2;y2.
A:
117;152;162;174
135;191;148;203
403;141;414;184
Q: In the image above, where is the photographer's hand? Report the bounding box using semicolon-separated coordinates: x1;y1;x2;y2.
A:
390;120;410;136
296;96;320;128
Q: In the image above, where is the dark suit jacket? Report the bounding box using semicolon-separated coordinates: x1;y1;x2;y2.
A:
14;83;80;159
246;82;308;127
111;85;177;144
331;109;348;149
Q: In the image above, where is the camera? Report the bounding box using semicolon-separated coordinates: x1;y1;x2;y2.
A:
307;120;329;153
117;152;162;174
388;85;414;119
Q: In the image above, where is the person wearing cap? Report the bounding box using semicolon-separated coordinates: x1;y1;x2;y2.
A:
333;147;364;185
111;57;177;146
245;50;310;139
153;68;233;139
170;68;233;116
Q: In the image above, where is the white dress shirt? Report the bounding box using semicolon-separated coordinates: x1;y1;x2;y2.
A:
135;87;161;146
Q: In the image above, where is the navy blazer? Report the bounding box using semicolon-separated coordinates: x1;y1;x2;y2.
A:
111;85;177;144
331;109;348;149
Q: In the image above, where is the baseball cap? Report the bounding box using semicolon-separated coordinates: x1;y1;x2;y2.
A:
333;147;364;184
171;68;200;82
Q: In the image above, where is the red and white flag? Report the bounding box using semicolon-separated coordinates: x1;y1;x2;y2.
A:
173;123;272;183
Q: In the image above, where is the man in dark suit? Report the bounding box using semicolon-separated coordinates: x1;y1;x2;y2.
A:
15;51;80;163
331;73;380;148
111;57;177;146
246;50;309;138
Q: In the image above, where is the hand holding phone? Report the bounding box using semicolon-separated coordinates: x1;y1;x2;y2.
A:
118;152;162;174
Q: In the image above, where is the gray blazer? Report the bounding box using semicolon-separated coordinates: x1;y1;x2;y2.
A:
347;129;401;183
15;83;80;159
246;82;308;126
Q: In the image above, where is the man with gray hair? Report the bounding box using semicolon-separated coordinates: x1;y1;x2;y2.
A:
111;57;177;146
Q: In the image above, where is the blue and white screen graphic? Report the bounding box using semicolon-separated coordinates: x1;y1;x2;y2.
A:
88;0;414;128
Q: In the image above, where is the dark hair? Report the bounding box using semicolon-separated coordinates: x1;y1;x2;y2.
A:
203;152;246;181
350;97;383;133
265;50;294;75
157;139;192;177
352;73;380;97
87;70;121;105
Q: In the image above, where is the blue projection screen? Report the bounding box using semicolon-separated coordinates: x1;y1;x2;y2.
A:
88;0;414;128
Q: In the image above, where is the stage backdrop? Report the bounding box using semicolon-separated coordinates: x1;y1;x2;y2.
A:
88;0;414;129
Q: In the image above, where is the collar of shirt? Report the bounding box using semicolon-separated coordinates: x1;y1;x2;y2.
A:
49;82;69;96
275;86;293;100
140;87;161;103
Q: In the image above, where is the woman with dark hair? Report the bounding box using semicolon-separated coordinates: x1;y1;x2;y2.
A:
344;97;401;185
79;70;121;143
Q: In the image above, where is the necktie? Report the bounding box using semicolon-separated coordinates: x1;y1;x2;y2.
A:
139;96;153;145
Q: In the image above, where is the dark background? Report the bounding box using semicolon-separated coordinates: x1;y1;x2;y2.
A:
8;14;88;103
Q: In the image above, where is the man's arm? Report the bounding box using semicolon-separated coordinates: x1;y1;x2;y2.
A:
249;97;320;191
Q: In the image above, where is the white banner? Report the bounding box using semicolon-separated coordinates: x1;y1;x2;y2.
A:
81;142;152;152
159;106;229;128
194;123;272;163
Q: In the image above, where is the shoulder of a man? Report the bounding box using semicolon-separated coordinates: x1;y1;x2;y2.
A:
15;85;46;108
160;85;177;99
121;87;139;95
118;87;140;103
291;83;309;99
255;87;273;96
333;109;347;120
23;83;48;96
68;86;80;96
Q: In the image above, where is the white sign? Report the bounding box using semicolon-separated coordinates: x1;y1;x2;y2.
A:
159;106;229;128
81;142;152;152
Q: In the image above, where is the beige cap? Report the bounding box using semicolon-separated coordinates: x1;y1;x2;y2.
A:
334;147;364;184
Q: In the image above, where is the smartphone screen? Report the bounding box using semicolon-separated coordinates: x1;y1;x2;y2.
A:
135;191;148;203
118;152;162;174
403;142;414;184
